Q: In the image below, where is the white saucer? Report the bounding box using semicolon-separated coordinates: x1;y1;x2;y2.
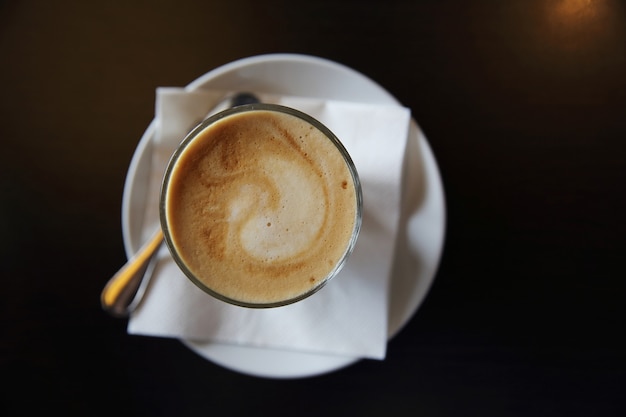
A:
121;53;446;379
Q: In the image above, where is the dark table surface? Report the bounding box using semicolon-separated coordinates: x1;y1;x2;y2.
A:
2;0;625;416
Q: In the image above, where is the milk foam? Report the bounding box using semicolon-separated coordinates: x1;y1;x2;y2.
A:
238;157;326;260
164;108;358;306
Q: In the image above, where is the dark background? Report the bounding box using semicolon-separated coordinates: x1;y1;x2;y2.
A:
2;0;625;416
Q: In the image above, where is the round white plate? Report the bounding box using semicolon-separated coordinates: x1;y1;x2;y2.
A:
122;53;446;379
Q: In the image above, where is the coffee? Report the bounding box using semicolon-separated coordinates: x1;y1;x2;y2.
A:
160;104;361;307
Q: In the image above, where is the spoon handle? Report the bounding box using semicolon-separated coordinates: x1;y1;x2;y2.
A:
101;228;164;317
101;92;260;318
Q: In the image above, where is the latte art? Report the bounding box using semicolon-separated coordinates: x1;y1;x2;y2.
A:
234;157;327;260
161;106;360;307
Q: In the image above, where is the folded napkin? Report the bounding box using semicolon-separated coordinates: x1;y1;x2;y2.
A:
127;87;411;360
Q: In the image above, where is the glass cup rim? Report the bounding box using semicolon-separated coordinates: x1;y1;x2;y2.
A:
159;103;363;308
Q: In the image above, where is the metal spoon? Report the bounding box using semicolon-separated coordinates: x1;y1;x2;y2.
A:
101;92;260;317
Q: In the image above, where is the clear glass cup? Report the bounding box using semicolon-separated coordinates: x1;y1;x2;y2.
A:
160;103;362;308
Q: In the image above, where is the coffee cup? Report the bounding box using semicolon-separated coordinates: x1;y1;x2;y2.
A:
159;103;362;308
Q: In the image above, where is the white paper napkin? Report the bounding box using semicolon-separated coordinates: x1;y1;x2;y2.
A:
127;87;410;360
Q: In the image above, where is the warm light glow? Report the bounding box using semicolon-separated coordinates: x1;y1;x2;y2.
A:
543;0;619;52
549;0;610;26
553;0;596;20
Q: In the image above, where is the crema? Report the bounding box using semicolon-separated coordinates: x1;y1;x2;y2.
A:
161;105;361;307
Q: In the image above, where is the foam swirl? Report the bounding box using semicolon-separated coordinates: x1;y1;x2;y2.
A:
165;109;358;305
